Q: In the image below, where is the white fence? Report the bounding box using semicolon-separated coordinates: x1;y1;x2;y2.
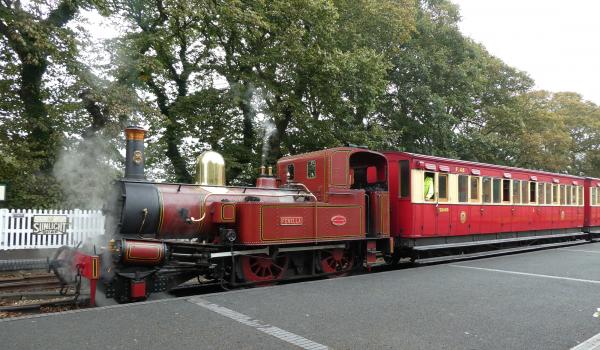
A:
0;209;105;250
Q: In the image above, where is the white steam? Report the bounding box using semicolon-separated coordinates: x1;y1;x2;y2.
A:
53;134;120;210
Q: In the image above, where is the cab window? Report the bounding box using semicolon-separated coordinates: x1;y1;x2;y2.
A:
287;164;295;181
307;160;316;179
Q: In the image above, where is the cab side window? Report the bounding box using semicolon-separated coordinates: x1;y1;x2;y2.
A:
307;160;316;179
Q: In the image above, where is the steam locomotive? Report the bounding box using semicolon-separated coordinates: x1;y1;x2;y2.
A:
52;126;599;304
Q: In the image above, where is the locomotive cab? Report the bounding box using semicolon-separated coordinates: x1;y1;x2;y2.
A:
277;147;390;237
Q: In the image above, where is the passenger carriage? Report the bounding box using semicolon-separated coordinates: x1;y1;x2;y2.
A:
384;152;594;255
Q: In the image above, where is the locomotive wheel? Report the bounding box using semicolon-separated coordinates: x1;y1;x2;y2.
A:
319;248;354;276
239;254;289;285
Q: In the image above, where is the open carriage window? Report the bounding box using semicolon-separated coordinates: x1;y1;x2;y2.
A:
307;160;316;179
438;174;448;201
529;182;537;203
424;172;435;201
502;179;511;203
287;164;295;181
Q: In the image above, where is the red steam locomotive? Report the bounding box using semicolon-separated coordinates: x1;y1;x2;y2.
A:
53;127;600;304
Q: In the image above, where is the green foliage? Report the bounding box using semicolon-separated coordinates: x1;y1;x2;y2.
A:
2;0;600;208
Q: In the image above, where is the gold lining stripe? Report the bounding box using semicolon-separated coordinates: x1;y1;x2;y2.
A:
259;204;363;241
221;203;236;221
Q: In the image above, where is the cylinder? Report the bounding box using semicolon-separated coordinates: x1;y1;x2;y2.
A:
124;126;146;179
120;239;166;266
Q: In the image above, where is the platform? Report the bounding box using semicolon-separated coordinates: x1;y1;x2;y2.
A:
3;243;600;349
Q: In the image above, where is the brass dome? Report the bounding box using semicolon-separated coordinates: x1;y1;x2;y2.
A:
195;151;226;186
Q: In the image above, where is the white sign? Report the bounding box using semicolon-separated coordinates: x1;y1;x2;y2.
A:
32;215;69;235
0;184;5;201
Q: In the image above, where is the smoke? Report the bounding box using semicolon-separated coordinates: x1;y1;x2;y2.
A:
261;119;277;166
53;134;120;210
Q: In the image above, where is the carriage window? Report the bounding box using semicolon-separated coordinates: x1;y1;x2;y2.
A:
538;183;545;205
560;185;566;205
287;164;295;181
579;186;583;206
493;178;501;203
458;175;468;203
424;172;435;201
438;174;448;201
593;188;597;206
483;177;492;203
545;184;552;205
470;176;480;202
567;185;572;205
307;160;316;179
572;186;577;206
529;182;537;203
512;179;520;204
399;160;410;198
553;184;559;204
502;179;510;203
521;181;529;204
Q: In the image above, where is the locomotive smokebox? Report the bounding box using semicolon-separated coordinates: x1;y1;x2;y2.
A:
124;126;146;179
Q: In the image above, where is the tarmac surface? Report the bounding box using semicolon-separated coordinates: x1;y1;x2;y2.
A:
3;243;600;350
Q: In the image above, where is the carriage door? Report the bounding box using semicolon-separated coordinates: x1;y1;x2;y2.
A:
435;171;451;236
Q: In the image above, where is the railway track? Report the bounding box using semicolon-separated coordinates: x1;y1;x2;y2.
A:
0;270;89;318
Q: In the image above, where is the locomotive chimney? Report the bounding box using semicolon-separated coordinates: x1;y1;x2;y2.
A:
124;126;146;179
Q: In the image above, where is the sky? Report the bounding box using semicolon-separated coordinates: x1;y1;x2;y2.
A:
452;0;600;105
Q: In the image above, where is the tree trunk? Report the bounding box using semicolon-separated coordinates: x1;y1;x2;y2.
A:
164;116;192;183
19;60;56;172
